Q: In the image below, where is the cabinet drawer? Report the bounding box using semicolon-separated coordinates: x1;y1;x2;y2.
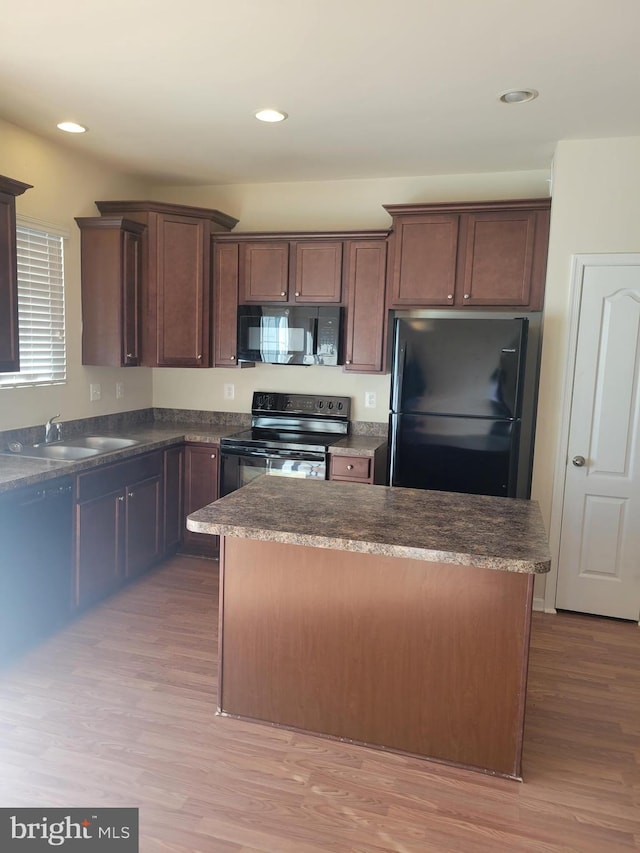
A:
77;451;163;502
330;455;372;482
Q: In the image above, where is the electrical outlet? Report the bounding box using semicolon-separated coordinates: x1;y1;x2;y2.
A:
224;383;235;400
365;391;376;408
89;383;102;402
115;382;124;400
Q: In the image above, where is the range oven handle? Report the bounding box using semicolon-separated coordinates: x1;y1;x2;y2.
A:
220;446;325;462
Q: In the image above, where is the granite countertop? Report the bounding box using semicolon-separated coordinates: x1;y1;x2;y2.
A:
0;424;232;494
187;476;551;574
0;420;387;494
329;435;387;456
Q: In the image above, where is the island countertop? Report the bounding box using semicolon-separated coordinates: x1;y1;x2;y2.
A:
187;476;551;574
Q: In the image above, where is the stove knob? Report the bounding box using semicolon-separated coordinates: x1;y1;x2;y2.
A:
318;401;324;409
328;401;334;409
337;401;343;410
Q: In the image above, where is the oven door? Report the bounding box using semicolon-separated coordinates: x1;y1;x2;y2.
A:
220;446;327;497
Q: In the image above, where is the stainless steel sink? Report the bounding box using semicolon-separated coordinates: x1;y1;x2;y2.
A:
63;436;141;451
6;444;100;461
2;435;142;462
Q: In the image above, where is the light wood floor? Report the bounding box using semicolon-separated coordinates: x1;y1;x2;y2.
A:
0;555;638;852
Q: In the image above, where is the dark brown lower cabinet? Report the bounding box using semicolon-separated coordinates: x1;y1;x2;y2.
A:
182;442;219;556
124;474;162;579
329;448;388;485
75;452;163;609
75;487;123;609
163;445;184;554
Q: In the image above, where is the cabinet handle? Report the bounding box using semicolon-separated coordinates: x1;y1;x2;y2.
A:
346;464;354;470
117;495;124;502
126;352;134;358
128;491;134;498
210;453;216;459
280;292;286;297
463;293;470;300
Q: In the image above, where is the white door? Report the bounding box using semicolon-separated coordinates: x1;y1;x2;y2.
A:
555;260;640;620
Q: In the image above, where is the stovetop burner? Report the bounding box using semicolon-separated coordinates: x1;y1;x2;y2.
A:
221;392;351;453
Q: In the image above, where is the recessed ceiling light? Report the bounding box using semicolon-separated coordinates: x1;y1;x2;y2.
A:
498;89;539;104
254;109;288;123
57;121;87;133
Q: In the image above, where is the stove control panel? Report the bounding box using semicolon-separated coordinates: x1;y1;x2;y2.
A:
251;392;350;419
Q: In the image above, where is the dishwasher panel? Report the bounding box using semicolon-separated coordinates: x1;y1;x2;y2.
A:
0;477;73;666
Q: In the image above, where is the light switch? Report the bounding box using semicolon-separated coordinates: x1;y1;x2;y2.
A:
90;383;102;402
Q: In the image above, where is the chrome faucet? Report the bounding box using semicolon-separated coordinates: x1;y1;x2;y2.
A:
45;414;62;444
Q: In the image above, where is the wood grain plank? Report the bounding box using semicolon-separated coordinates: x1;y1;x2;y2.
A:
0;555;637;852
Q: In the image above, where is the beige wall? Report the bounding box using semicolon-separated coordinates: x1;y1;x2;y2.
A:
152;170;549;231
0;118;153;431
533;136;640;605
152;169;550;422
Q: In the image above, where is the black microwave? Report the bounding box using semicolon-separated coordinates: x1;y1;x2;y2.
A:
237;305;343;365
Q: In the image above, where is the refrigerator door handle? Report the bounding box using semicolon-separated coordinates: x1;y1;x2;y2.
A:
391;340;406;413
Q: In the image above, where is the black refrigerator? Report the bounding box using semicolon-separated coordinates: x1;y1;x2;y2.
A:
388;315;539;499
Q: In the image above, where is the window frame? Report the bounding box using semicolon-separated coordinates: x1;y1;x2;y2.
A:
0;216;68;390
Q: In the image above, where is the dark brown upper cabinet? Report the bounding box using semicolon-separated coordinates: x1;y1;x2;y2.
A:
291;241;343;302
95;200;238;367
214;230;389;372
213;241;241;367
240;241;290;302
76;216;145;367
0;175;32;373
384;199;551;311
343;237;388;373
234;234;344;304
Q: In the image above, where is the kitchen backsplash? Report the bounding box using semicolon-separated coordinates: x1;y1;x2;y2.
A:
0;408;387;449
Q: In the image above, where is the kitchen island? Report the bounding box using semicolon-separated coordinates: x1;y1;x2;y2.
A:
187;477;551;779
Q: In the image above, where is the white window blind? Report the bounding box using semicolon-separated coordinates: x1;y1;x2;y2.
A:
0;221;67;388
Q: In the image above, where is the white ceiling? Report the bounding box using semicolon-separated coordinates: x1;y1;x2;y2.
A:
2;0;639;186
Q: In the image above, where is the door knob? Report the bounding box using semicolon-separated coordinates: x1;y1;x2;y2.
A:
572;455;586;467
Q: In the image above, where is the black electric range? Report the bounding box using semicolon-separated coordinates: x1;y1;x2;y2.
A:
219;392;351;495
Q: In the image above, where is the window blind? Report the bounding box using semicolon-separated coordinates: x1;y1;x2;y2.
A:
0;223;66;388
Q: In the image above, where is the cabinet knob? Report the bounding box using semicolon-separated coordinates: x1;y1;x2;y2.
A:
128;491;134;498
117;495;124;503
463;293;470;300
346;464;354;471
126;352;134;358
210;453;216;459
295;291;300;297
280;292;286;297
447;294;453;300
346;360;351;365
197;353;202;360
230;355;235;361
